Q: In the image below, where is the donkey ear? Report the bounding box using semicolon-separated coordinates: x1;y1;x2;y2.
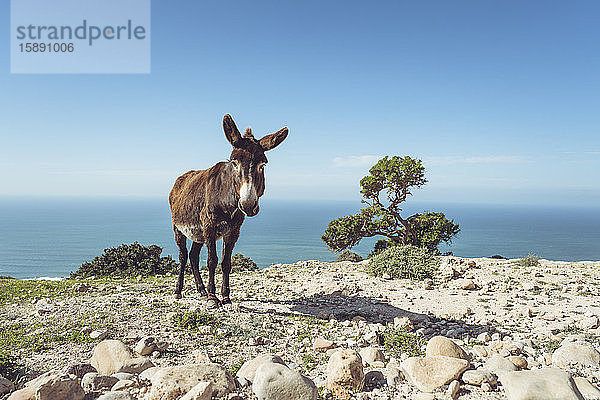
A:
259;127;288;151
223;114;242;147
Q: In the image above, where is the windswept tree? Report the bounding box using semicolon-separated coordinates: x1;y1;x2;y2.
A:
322;156;460;254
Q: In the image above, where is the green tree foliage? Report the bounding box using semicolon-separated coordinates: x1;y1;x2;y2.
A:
322;156;460;253
72;242;178;278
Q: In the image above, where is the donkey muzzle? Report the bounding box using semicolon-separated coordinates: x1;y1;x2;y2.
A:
239;182;259;217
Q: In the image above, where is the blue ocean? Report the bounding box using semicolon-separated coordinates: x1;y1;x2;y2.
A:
0;197;599;279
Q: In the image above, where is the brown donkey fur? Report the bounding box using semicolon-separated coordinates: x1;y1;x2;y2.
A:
169;114;288;304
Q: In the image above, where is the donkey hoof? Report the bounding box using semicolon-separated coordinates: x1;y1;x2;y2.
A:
174;292;182;299
221;297;232;306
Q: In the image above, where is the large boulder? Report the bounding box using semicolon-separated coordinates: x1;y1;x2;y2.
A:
252;362;317;400
148;364;235;400
401;356;469;393
96;392;133;400
90;340;154;375
425;336;470;361
552;342;600;368
7;372;84;400
326;349;365;395
180;382;212;400
236;354;285;383
500;368;584;400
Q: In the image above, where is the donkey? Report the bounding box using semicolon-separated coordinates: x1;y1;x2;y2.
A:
169;114;288;305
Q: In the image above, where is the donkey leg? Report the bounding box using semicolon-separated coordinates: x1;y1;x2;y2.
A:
221;233;239;305
205;235;220;307
189;241;207;297
174;228;188;299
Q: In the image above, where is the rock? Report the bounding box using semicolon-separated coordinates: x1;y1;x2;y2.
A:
326;349;365;395
472;345;488;358
313;337;335;352
134;336;157;356
0;375;14;395
394;316;414;331
252;362;317;400
90;340;154;376
578;316;600;330
139;366;160;382
81;372;119;392
461;370;496;386
63;363;97;378
148;364;235;399
236;354;285;383
414;393;436;400
384;367;403;386
401;356;469;393
573;377;600;400
7;372;84;400
96;392;133;400
552;342;600;368
90;330;108;340
359;347;385;366
508;356;528;369
453;279;475;290
426;336;470;360
447;380;460;400
111;380;135;391
194;350;213;364
111;373;135;381
180;382;212;400
483;354;518;376
476;332;492;343
500;368;584;400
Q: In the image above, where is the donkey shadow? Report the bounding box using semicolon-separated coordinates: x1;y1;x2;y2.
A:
244;292;496;340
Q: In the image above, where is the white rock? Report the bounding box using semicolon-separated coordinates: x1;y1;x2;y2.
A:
237;354;285;383
148;364;235;400
401;356;469;393
96;392;133;400
446;380;460;400
7;372;84;400
180;382;212;400
134;336;156;356
461;370;496;386
359;347;385;366
252;362;317;400
326;349;365;393
552;342;600;368
90;340;154;376
500;368;584;400
483;354;518;376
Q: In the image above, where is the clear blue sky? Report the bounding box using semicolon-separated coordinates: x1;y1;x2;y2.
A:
1;1;599;206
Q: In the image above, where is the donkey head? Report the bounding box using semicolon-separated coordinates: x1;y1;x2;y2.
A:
223;114;288;217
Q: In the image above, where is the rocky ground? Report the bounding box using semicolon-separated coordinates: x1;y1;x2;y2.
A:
2;256;600;399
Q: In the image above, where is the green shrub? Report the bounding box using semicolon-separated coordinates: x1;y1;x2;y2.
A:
366;245;439;280
336;250;364;262
72;242;177;278
0;350;21;382
517;254;540;268
172;311;220;330
212;253;258;273
382;328;425;357
230;253;258;272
